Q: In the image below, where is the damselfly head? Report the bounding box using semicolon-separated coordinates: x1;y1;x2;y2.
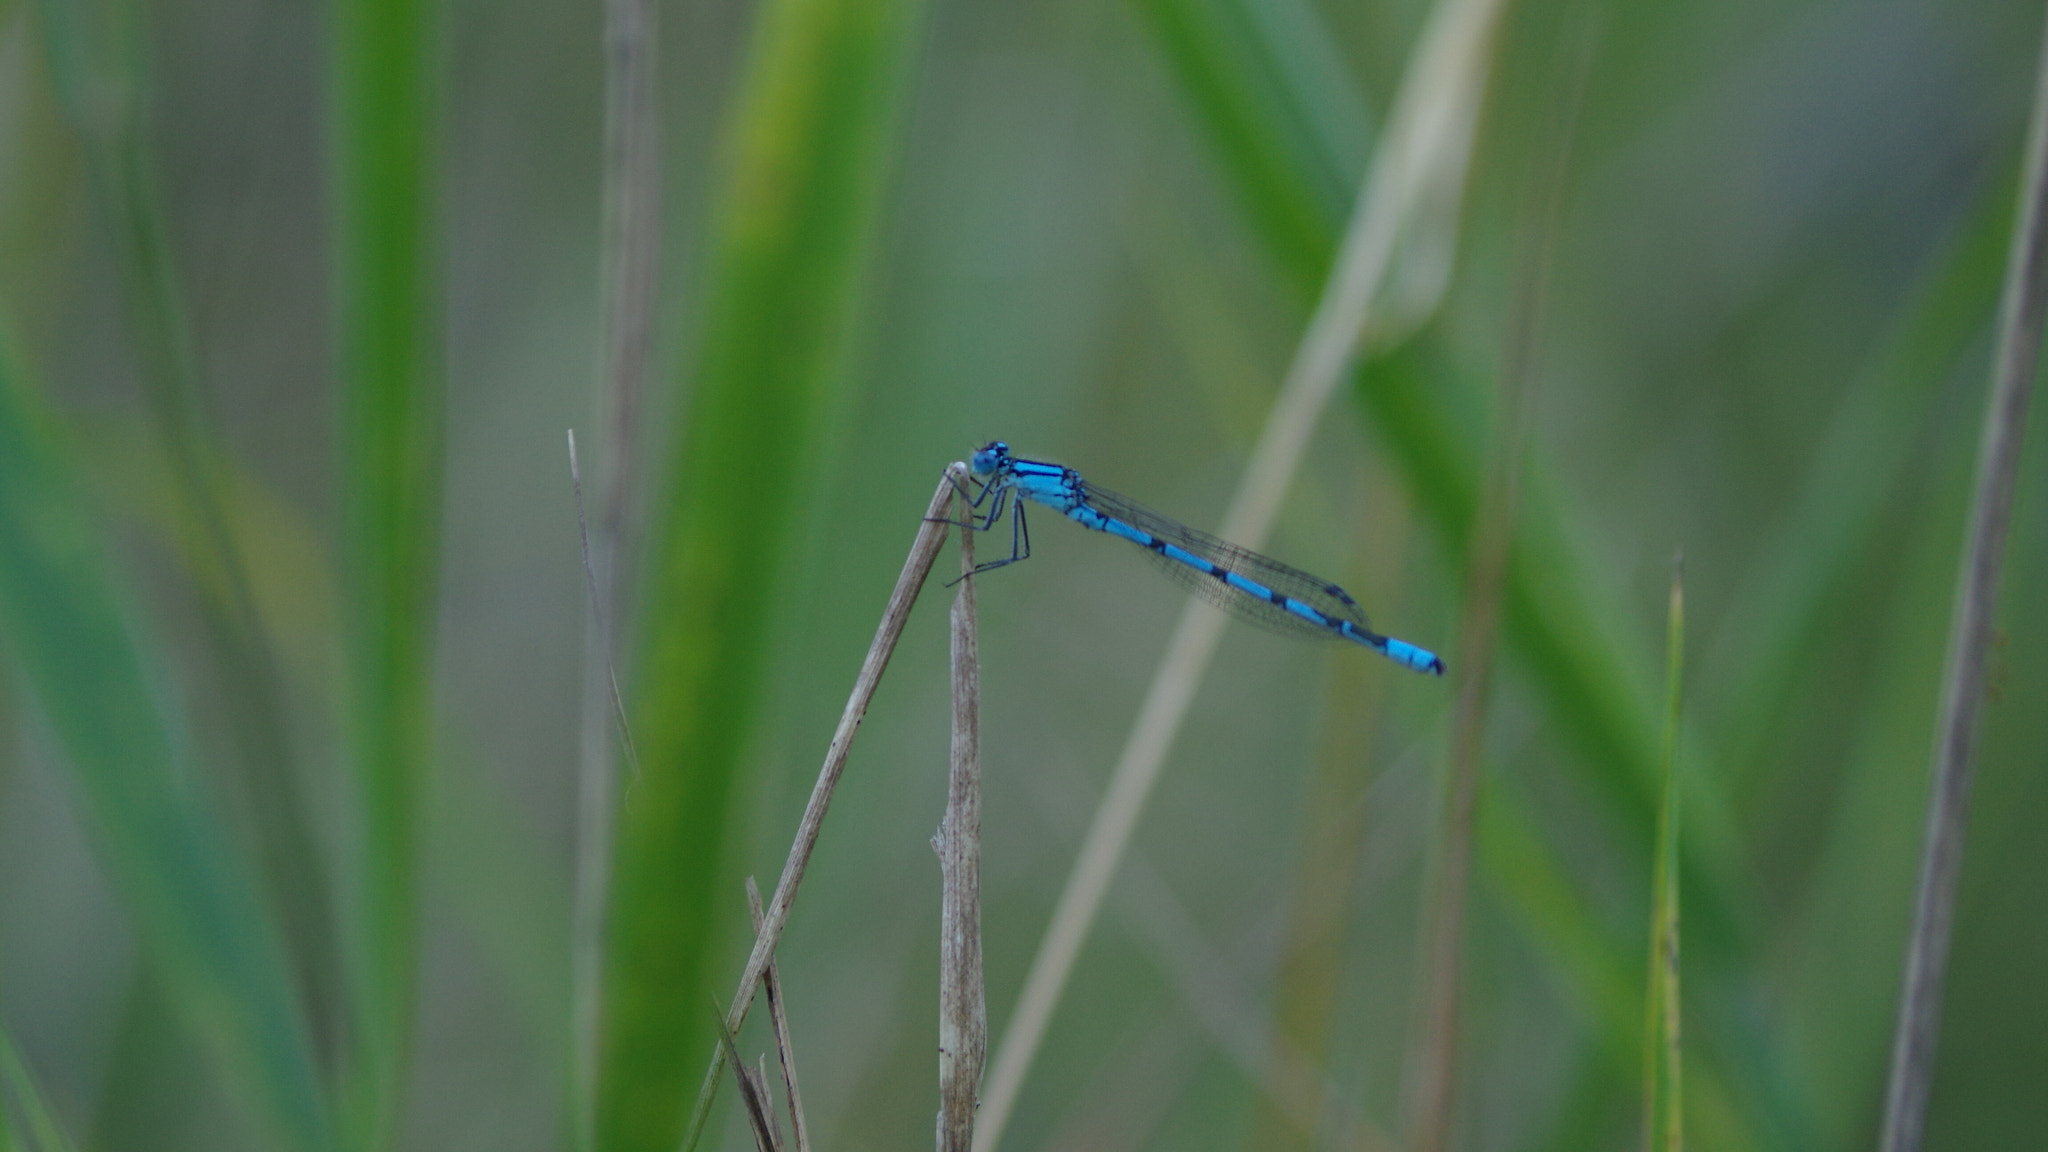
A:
971;441;1010;476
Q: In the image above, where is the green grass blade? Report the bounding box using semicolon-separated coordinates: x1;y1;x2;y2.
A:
1361;334;1723;851
596;0;929;1148
1477;131;2026;1152
1704;186;2012;783
33;0;347;1066
0;1028;75;1152
1134;0;1732;881
330;0;442;1144
1127;5;1762;1131
1131;0;1357;289
1480;776;1769;1152
1644;559;1685;1152
1129;10;1831;1142
0;340;328;1150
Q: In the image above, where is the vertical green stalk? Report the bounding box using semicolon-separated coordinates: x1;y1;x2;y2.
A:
34;0;346;1067
331;0;441;1145
1131;0;1351;290
0;341;327;1150
595;0;927;1148
1643;557;1685;1152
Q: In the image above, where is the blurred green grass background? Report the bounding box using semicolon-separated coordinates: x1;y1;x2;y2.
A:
2;0;2047;1149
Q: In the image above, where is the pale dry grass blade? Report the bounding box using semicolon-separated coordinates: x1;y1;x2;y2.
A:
747;878;811;1152
569;429;612;1152
1877;10;2048;1151
937;506;987;1152
711;1007;783;1152
568;429;641;1152
573;0;660;1137
973;1;1507;1146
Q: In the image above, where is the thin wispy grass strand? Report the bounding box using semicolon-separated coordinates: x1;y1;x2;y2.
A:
746;879;811;1152
1643;556;1685;1152
1877;10;2048;1152
1402;19;1587;1147
575;0;660;1137
570;429;641;1152
711;1008;782;1152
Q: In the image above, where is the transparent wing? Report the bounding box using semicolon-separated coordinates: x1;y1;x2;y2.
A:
1079;481;1372;641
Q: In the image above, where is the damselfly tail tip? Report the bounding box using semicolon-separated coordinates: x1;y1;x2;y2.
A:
1405;650;1446;676
1381;637;1445;676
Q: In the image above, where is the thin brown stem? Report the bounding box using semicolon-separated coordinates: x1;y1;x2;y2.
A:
1404;17;1594;1147
711;1003;782;1152
938;499;987;1152
569;431;643;776
683;465;970;1149
747;878;811;1152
